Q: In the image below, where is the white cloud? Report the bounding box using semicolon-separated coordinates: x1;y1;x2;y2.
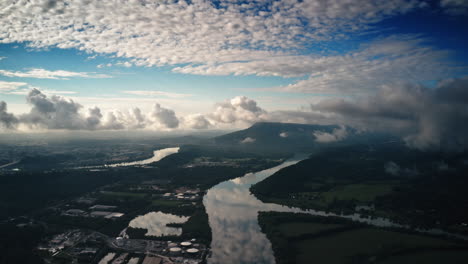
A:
0;81;77;96
97;63;113;69
0;0;425;69
149;103;179;129
177;36;459;95
122;90;192;98
182;114;212;129
240;137;256;144
0;81;28;92
210;96;267;125
0;68;111;80
313;126;348;143
116;61;132;68
1;88;181;131
3;78;468;153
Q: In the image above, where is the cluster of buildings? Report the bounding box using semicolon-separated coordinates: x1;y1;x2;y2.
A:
162;187;201;201
98;240;206;264
63;204;125;219
38;230;105;259
110;237;207;263
39;229;207;264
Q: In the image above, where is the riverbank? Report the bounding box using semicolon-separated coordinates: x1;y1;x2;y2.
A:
259;212;468;264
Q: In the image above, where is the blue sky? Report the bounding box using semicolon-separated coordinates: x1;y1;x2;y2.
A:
0;0;467;137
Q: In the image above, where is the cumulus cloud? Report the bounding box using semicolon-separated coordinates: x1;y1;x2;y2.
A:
313;126;348;143
312;77;468;151
0;68;111;80
20;88;88;129
2;80;468;154
85;107;102;129
182;114;211;129
0;101;18;129
210;96;266;125
150;103;179;129
101;112;124;130
0;88;186;131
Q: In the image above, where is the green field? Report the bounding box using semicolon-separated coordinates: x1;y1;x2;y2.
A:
277;222;343;238
259;212;468;264
100;191;146;198
151;199;186;207
321;183;394;204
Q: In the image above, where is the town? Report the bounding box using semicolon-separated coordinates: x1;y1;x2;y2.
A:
36;180;208;264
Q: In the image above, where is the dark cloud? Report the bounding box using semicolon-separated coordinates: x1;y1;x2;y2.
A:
313;126;348;143
20;88;88;129
131;108;146;129
102;112;125;130
384;161;401;176
313;77;468;151
151;103;179;129
0;101;18;129
86;107;103;129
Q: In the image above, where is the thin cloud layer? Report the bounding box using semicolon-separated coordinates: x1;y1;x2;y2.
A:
0;81;28;92
0;68;110;80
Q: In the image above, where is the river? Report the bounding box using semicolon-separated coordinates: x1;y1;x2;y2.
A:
202;155;467;264
105;147;180;167
203;155;309;264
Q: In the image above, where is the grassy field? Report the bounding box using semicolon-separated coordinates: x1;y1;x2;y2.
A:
378;250;468;264
321;183;394;204
294;228;457;264
259;212;468;264
100;191;147;198
277;222;343;238
151;199;186;207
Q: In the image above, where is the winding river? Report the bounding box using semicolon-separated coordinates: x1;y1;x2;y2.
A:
203;156;310;264
102;148;464;263
202;155;467;264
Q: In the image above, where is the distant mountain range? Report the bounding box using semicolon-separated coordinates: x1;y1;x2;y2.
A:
213;122;339;153
212;122;399;154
